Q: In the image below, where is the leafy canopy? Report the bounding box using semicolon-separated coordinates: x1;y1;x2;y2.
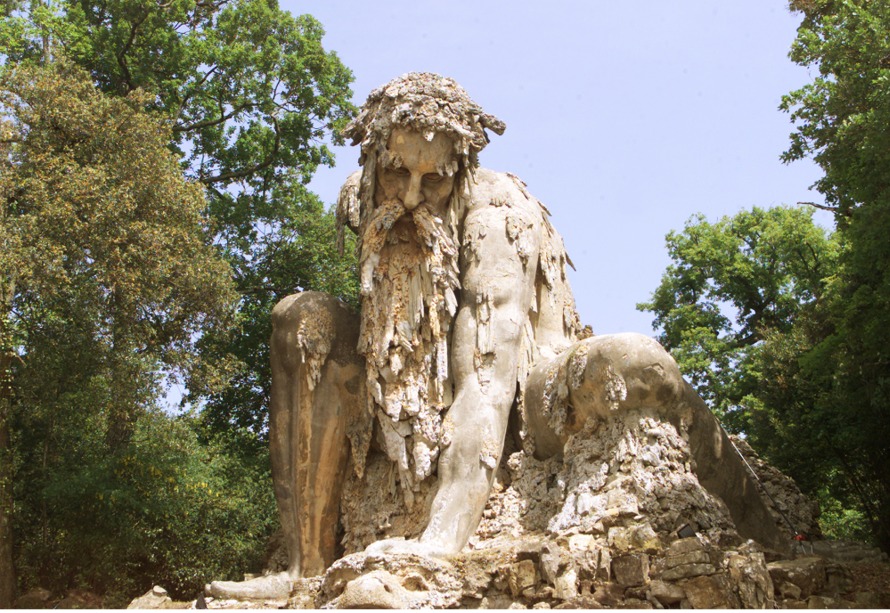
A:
638;206;836;430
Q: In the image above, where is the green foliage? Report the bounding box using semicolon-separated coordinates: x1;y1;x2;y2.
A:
642;0;890;553
0;60;263;601
817;491;872;543
14;409;276;606
781;0;890;552
638;206;837;431
782;0;890;217
5;0;359;437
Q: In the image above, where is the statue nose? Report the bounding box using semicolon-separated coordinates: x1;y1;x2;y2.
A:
403;175;424;210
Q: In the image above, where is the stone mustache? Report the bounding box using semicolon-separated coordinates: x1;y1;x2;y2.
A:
225;73;788;595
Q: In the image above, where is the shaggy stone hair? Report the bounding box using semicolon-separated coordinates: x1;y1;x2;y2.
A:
340;72;506;242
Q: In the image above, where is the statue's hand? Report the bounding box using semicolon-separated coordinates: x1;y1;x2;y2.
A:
364;537;448;559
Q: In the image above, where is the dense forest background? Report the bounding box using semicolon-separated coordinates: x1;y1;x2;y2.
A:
0;0;887;607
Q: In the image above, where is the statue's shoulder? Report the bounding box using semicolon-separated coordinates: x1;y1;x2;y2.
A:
469;168;549;220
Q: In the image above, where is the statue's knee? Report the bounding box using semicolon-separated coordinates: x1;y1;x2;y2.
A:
577;333;684;410
271;291;359;366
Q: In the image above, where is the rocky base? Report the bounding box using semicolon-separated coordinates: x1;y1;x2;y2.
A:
127;408;889;609
125;536;890;609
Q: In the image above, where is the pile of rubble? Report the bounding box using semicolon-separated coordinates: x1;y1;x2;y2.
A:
127;407;888;609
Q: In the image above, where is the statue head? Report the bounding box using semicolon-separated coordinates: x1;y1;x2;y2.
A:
339;73;505;239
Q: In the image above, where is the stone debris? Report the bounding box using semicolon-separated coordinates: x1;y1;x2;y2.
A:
127;585;173;609
141;408;889;610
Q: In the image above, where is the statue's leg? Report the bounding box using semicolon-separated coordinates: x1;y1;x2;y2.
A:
524;333;790;553
270;291;364;578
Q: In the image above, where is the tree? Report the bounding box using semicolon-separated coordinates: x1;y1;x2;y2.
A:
638;206;837;431
2;0;359;437
0;59;237;602
781;0;890;551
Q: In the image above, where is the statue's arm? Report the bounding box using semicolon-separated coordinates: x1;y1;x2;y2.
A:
419;201;541;553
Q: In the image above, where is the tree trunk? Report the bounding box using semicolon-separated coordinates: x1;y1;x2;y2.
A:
0;353;15;608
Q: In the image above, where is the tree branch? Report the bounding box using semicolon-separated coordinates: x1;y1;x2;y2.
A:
198;117;281;185
173;101;253;133
798;201;852;218
116;11;149;93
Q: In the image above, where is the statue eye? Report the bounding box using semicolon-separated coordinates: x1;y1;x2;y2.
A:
423;173;444;183
386;166;410;177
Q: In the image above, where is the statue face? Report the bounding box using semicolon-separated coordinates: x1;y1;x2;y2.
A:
375;128;457;217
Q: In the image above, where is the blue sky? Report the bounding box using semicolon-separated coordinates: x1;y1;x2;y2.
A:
285;1;831;335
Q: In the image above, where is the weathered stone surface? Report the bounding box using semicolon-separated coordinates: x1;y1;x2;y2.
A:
507;559;539;598
730;435;821;540
318;552;463;609
768;556;826;599
811;539;889;563
14;587;53;609
336;570;407;609
661;562;717;581
192;76;890;611
207;574;292;601
552;567;579;601
665;549;711;568
612;553;649;587
127;585;172;609
649;579;686;605
667;536;706;557
806;594;838;608
727;550;775;609
680;573;739;609
592;582;625;607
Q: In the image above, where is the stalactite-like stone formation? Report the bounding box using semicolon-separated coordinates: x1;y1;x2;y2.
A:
358;200;460;505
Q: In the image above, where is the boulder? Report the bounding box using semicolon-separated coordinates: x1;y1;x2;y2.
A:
14;587;53;609
680;573;739;609
768;556;826;599
612;553;649;587
127;586;171;609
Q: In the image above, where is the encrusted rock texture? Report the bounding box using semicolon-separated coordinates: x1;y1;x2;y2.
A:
132;409;889;609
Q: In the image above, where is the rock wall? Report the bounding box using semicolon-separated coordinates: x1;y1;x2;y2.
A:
729;434;822;540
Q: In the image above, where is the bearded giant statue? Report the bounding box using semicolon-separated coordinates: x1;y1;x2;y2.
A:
210;73;788;600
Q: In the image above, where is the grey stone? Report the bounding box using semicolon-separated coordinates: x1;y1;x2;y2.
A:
667;536;704;556
592;582;625;607
649;580;685;605
254;73;794;596
780;581;803;600
553;567;579;601
660;563;716;581
727;551;774;609
807;594;838;609
208;574;292;601
612;553;650;587
767;556;826;599
127;586;172;609
680;573;739;609
664;549;711;568
508;559;539;598
337;571;407;609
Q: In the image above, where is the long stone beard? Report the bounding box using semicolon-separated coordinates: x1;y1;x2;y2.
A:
358;199;460;505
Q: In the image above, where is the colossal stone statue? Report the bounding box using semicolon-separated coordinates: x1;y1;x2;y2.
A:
210;73;786;600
